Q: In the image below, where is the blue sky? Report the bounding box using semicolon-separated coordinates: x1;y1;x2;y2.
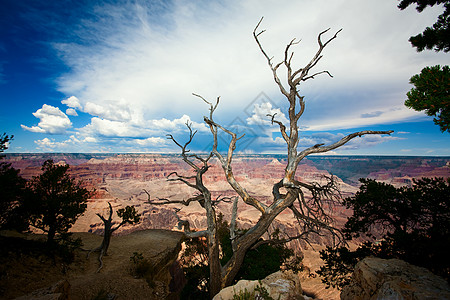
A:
0;0;449;155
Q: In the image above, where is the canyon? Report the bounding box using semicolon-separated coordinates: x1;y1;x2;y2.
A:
4;153;449;248
3;153;449;299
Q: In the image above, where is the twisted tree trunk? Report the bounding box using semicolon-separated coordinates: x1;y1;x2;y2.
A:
150;18;394;299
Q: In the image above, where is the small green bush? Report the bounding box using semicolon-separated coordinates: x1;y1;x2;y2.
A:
232;288;254;300
232;282;273;300
129;252;155;288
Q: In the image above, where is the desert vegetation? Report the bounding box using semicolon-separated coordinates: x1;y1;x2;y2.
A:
1;135;92;245
318;177;450;289
89;202;141;272
398;0;450;132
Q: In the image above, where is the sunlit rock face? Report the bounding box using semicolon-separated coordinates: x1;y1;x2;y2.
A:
4;154;449;249
69;155;357;251
341;257;450;300
213;270;304;300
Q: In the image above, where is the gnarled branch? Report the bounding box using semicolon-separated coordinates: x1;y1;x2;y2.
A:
297;130;394;163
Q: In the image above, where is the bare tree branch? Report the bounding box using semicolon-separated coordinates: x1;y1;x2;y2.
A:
144;189;205;207
148;19;393;297
200;99;268;214
230;196;239;251
253;17;289;98
251;231;310;250
297;130;394;163
267;113;289;143
292;28;343;86
171;208;209;238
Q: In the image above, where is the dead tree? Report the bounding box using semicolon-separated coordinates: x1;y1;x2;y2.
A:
148;17;393;298
89;202;140;272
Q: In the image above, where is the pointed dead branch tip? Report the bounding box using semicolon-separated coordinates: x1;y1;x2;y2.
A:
302;70;334;82
292;38;299;45
313;143;325;148
318;28;342;47
192;93;211;105
193;93;220;117
267;113;276;124
254;16;265;34
256;30;266;37
318;28;331;43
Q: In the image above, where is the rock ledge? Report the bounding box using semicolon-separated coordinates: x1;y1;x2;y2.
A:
341;257;450;300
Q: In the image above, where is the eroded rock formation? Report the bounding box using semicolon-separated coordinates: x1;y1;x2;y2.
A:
213;270;304;300
341;257;450;300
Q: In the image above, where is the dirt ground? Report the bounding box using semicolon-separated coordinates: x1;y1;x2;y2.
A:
1;231;340;300
0;230;184;300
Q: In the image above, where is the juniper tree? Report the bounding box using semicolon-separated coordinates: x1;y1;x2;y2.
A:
27;159;92;244
0;133;28;231
90;202;140;272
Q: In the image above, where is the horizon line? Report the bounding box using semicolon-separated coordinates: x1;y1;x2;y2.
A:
4;152;450;158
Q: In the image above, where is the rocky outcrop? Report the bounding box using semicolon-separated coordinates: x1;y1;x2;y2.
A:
341;257;450;300
14;280;70;300
213;270;304;300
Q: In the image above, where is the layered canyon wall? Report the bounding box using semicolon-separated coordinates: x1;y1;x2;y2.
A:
4;154;449;251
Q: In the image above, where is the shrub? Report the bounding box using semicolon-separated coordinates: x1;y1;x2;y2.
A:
318;177;450;288
129;252;155;288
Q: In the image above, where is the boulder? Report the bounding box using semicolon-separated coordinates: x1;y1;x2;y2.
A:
341;257;450;300
14;279;70;300
213;270;304;300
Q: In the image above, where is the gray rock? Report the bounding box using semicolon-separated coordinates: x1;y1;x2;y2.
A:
213;270;304;300
341;257;450;300
14;279;70;300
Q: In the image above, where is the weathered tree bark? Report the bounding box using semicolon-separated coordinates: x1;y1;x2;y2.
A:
46;224;57;245
150;17;394;298
89;202;140;272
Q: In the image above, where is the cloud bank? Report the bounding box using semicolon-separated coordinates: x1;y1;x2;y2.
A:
20;0;448;153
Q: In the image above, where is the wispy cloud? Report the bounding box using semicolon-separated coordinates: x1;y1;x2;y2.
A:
53;1;445;126
19;0;448;152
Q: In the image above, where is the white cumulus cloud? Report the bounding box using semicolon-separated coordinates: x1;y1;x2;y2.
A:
246;102;289;126
83;100;133;122
61;96;82;109
149;114;208;132
21;104;72;134
66;108;78;116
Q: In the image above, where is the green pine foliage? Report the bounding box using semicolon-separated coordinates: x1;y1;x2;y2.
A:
0;134;28;231
405;65;450;132
318;177;450;289
398;0;450;52
26;159;92;244
117;205;141;225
